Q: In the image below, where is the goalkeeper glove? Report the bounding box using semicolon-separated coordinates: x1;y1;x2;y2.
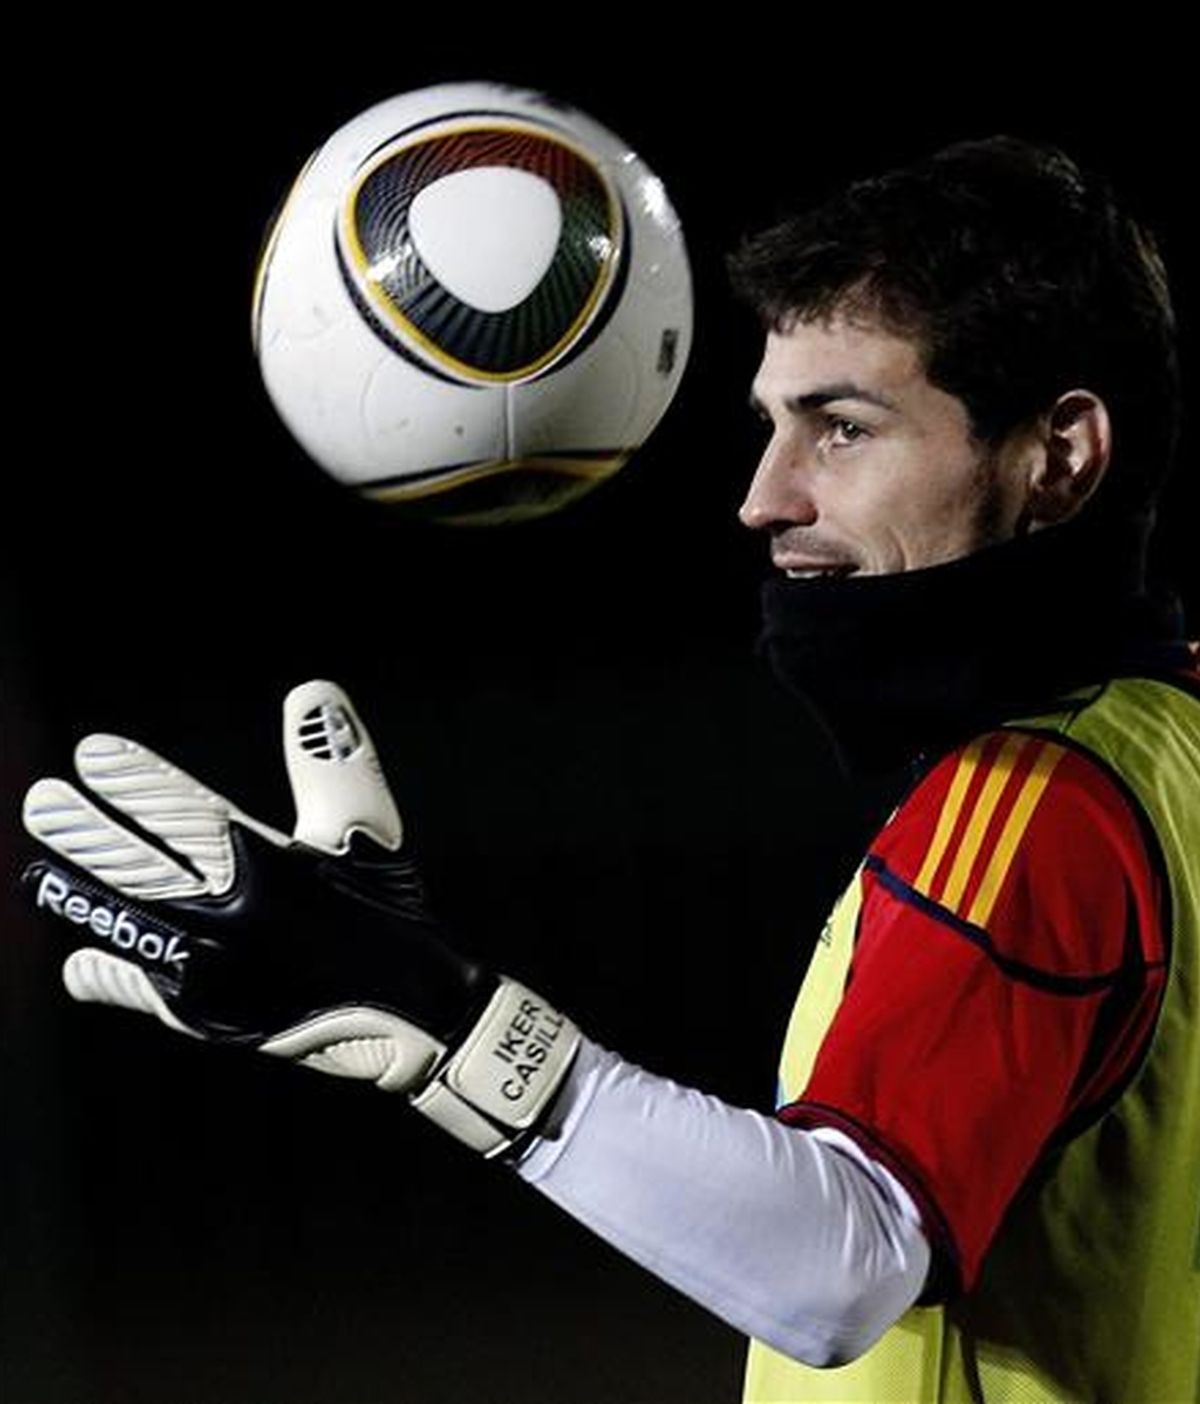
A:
21;679;579;1156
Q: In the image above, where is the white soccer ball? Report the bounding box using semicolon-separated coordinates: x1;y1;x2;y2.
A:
252;82;693;525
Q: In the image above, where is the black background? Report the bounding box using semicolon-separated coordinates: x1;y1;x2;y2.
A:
4;30;1197;1404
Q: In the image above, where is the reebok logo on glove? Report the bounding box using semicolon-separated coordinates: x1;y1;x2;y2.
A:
34;869;190;973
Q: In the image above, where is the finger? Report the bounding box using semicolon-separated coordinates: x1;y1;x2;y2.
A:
23;778;210;899
74;733;289;895
74;734;234;891
62;947;197;1035
283;680;403;854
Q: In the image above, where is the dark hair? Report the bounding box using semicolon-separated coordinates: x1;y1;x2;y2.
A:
728;136;1179;513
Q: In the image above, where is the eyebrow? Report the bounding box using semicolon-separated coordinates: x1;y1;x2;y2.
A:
749;381;901;415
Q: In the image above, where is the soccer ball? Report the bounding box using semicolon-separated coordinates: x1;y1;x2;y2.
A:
252;83;693;525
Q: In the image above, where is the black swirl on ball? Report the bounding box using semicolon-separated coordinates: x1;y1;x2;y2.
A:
343;123;622;381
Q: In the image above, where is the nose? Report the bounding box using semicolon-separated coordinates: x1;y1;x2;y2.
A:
738;437;818;531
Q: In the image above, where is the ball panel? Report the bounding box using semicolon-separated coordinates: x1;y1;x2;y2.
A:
511;328;641;451
359;360;506;479
251;147;320;355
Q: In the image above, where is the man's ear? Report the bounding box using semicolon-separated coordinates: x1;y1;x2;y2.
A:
1026;390;1112;526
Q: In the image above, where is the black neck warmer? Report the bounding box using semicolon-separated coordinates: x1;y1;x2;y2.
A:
759;510;1187;788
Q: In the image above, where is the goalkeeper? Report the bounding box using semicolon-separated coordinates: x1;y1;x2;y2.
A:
22;136;1200;1404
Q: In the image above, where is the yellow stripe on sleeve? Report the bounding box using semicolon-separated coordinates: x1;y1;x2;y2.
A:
966;741;1067;928
914;737;988;895
940;733;1030;913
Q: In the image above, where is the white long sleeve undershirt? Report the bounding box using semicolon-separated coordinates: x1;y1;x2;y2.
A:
515;1038;931;1367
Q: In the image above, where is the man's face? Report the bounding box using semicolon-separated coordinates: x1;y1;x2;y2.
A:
742;316;1035;576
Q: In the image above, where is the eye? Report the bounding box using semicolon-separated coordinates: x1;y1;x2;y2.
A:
825;416;869;447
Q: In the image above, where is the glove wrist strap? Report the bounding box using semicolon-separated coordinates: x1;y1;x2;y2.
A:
411;978;580;1157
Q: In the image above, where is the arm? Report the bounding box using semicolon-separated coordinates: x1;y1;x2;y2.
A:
20;677;926;1369
517;1038;930;1367
516;728;1169;1363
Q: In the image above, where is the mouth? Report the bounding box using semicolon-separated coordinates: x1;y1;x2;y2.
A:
779;563;859;580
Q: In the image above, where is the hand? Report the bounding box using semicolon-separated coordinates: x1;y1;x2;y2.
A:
21;680;579;1155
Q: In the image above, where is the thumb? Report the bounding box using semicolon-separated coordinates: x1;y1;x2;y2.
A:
283;680;404;854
